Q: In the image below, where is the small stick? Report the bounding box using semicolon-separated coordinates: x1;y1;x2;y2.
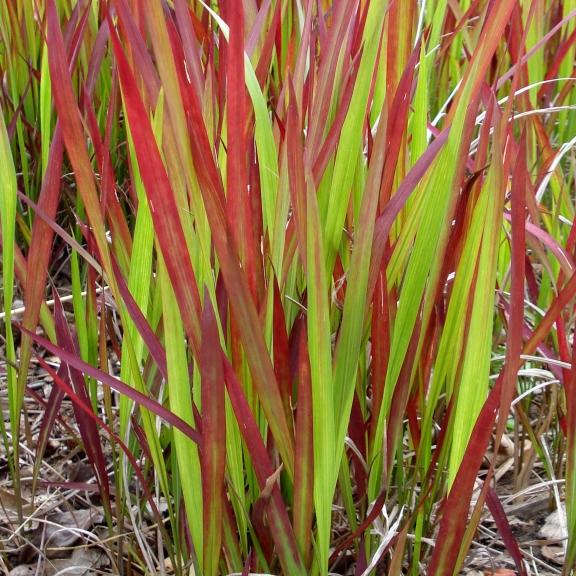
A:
0;286;110;320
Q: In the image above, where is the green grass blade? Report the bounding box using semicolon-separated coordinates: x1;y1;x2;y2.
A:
0;109;18;463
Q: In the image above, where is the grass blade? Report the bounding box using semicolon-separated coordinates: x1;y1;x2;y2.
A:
200;296;227;576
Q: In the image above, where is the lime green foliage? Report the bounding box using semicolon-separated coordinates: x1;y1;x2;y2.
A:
0;111;18;472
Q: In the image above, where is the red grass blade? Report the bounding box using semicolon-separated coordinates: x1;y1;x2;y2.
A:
226;3;256;297
427;383;501;575
486;487;526;574
223;359;305;575
19;326;202;445
51;289;111;514
292;318;314;566
286;78;308;271
18;125;64;421
272;278;292;422
33;364;66;486
33;356;168;536
46;0;114;287
108;17;203;355
200;295;226;576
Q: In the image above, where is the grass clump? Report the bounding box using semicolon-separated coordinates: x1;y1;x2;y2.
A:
1;1;576;574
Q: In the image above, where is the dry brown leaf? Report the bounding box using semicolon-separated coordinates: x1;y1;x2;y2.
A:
539;505;567;541
261;464;283;499
8;566;36;576
0;489;34;515
9;547;108;576
541;544;565;566
43;509;103;551
17;507;104;564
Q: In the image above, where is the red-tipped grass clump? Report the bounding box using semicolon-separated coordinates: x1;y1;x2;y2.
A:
1;1;576;575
